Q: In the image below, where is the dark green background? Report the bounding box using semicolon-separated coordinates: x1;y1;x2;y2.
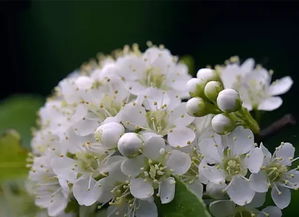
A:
1;1;299;216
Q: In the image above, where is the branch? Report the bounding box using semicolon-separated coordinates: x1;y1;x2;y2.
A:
257;114;296;142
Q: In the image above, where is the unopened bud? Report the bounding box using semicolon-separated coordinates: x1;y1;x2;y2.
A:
118;133;143;157
204;81;223;101
216;89;241;112
186;78;205;97
211;114;235;134
75;76;93;90
95;122;125;148
196;68;218;82
186;97;208;117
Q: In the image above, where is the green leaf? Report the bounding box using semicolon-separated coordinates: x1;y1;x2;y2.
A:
0;95;43;148
0;130;28;181
157;179;211;217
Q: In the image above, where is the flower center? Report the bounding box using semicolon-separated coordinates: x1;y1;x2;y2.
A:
110;182;134;206
263;162;288;183
146;110;168;135
142;160;169;188
142;68;165;89
224;158;242;177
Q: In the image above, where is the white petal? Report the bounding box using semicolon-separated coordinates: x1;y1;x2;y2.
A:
169;103;194;127
244;147;264;173
100;155;125;174
198;137;223;164
47;193;68;217
188;179;203;198
119;103;148;130
247;192;266;208
283;169;299;189
249;172;269;193
260;143;272;165
274;142;295;166
159;177;176;204
258;97;282;111
167;126;195;148
130;178;154;200
225;126;254;156
200;163;225;184
166;150;191;175
206;182;227;199
240;58;255;74
209;200;236;217
121;155;145;177
51;157;77;183
143;135;165;160
268;76;293;96
259;206;282;217
72;119;98;136
227;176;255;205
136;199;158;217
271;185;291;209
73;176;101;206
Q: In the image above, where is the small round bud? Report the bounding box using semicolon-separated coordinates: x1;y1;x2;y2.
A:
196;68;218;82
211;114;235;134
216;89;241;112
75;76;93;90
118;133;143;157
186;97;207;117
186;78;205;97
204;81;223;101
95;122;125;148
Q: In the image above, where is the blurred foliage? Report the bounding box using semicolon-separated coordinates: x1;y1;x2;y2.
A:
0;180;45;217
0;95;44;217
0;95;43;148
0;129;28;181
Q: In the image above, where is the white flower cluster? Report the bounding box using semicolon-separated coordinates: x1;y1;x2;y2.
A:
28;45;296;217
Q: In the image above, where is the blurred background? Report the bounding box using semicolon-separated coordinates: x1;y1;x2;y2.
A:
0;1;298;216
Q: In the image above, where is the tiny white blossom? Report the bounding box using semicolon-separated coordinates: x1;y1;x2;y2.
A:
219;58;293;111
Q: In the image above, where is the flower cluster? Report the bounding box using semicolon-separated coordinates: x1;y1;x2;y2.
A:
28;45;296;217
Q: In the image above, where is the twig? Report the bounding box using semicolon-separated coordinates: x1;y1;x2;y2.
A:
257;114;296;142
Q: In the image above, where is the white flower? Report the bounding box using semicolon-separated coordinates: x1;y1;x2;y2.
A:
120;133;191;204
249;142;299;209
209;197;282;217
219;58;293;111
198;127;263;205
119;101;195;148
116;47;191;98
29;154;69;217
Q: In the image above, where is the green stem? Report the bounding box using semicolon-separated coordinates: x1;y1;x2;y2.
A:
229;108;260;134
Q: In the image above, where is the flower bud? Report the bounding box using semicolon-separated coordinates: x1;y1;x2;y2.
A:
216;89;241;112
186;97;208;117
204;81;223;101
95;122;125;148
118;133;143;157
196;68;218;82
186;78;205;97
75;76;93;90
211;114;235;135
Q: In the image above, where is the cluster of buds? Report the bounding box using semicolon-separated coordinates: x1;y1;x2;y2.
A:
186;68;259;135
